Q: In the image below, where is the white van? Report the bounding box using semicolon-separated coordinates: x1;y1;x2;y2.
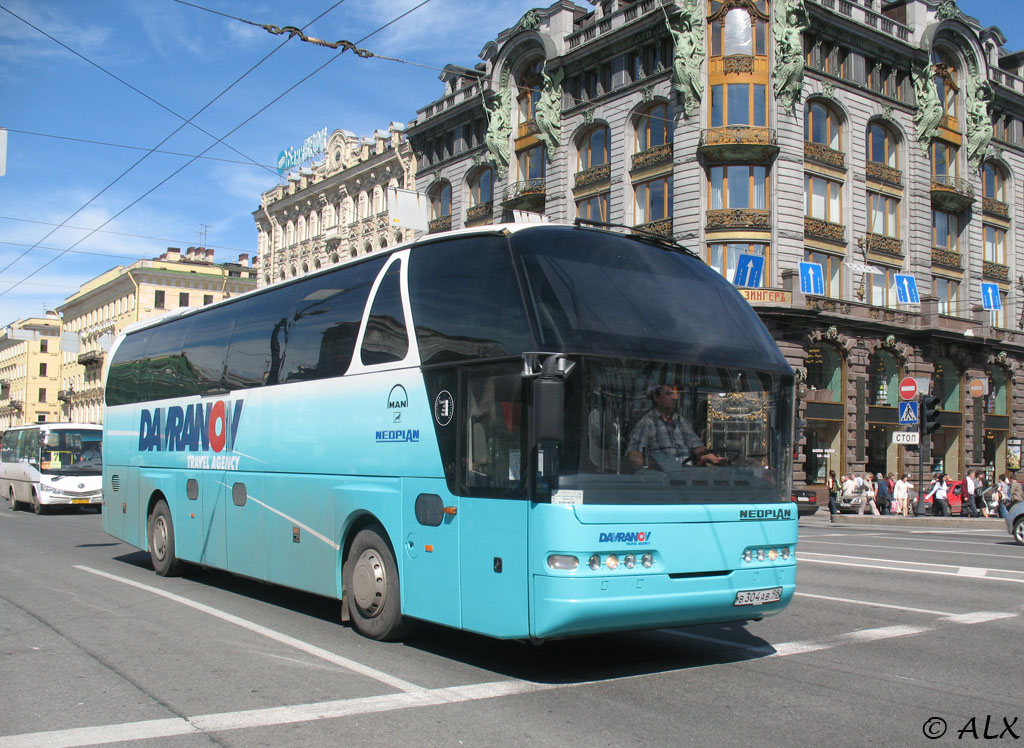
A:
1;423;103;514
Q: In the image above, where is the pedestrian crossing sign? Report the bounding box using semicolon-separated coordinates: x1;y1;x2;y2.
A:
899;400;918;425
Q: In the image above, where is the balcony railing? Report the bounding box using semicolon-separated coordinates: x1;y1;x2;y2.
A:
804;216;846;243
983;197;1010;218
58;390;73;403
698;127;778;162
631;143;673;172
428;215;452;234
804;141;845;169
865;161;902;187
931;247;962;269
501;179;546;211
863;232;903;257
633;218;673;238
983;260;1009;281
465;202;493;224
77;350;104;367
574;163;611;190
705;209;771;230
930;176;974;213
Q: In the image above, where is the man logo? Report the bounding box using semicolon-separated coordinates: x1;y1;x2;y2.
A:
387;384;409;410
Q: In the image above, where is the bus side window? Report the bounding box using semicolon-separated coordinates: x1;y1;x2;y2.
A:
360;260;409;366
181;303;239;395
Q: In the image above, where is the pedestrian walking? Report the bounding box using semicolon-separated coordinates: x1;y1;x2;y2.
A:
827;470;839;517
874;472;892;516
894;473;913;516
925;474;951;516
858;473;881;515
962;470;980;517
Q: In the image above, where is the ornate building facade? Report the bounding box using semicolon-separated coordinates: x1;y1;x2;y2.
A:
0;315;63;428
406;0;1024;492
56;248;256;424
252;123;416;287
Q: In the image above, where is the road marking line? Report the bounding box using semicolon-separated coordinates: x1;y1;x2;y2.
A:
840;624;930;642
798;554;1024;583
794;591;954;616
940;611;1017;624
799;538;1020;560
0;680;554;748
73;565;424;694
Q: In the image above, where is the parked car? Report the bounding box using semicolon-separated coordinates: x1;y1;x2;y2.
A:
791;488;819;516
1005;501;1024;545
920;478;964;516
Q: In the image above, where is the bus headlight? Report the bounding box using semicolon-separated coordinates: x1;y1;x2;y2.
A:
624;553;636;569
547;554;579;570
605;554;619;570
588;554;601;571
640;552;653;568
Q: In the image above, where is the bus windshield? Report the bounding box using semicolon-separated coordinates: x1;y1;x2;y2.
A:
547;357;792;505
39;429;103;475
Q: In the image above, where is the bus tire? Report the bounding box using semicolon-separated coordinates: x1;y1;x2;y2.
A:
31;492;45;515
8;488;18;512
148;500;183;577
344;527;410;641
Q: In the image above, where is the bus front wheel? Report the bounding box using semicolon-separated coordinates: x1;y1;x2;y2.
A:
8;488;18;512
31;493;45;515
344;528;409;641
148;501;183;577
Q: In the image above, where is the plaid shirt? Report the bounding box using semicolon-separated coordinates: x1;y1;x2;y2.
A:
627;408;705;465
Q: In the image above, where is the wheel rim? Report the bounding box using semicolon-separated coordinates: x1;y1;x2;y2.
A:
351;548;387;618
152;515;169;562
1015;521;1024;544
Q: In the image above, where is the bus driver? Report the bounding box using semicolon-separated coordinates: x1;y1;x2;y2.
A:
625;384;725;470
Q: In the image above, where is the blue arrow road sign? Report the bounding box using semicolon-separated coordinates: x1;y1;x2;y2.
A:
733;254;764;288
899;400;919;425
981;282;1002;310
799;261;825;295
894;273;920;305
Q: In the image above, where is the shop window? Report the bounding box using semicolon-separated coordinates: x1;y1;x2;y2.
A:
933;357;961;412
867;349;899;407
986;367;1007;415
805;343;842;402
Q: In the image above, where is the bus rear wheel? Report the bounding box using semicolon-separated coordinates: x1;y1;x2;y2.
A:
148;500;183;576
8;488;18;512
344;527;410;641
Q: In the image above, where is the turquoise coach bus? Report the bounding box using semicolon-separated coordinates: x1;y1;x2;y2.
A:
102;222;797;641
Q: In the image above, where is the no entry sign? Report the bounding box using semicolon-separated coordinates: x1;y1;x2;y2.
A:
899;376;918;400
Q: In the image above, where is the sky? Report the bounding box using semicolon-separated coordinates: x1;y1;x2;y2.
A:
0;0;1020;327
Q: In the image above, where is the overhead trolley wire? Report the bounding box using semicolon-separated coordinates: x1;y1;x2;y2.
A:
0;0;347;296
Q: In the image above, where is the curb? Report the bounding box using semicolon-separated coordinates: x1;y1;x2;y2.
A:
816;512;1003;529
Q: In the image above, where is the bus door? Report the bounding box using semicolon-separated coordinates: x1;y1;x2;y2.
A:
401;479;460;628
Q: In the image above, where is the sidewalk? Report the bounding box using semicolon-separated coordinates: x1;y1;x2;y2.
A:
807;508;1004;529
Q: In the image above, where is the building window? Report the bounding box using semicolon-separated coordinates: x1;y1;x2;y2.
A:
40;340;48;353
868;349;900;407
634;176;672;224
517;59;543;128
39;363;46;377
710;165;768;209
867;192;899;237
989;290;1007;329
636;103;671;152
806;101;841;150
806;342;843;401
983;161;1006;202
710;83;768;127
429;182;452;219
204;294;213;305
154;290;165;309
867;267;900;308
930;140;958;178
805;173;842;222
518;144;546;181
866;122;898;168
38;388;46;403
179;292;189;307
984;225;1007;264
576;193;608;221
709;3;767;57
933;210;959;251
468;167;493;206
708;243;769;286
933;277;959;316
804;249;842;298
931;51;959;121
987;367;1008;415
578;125;609;169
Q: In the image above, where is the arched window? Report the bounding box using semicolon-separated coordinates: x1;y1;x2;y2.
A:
805;101;841;150
867;349;899;407
301;261;309;275
709;2;767;57
429;181;452;219
286;222;295;246
298;217;307;242
866;122;898;168
931;49;959;121
806;343;843;402
578;125;609;170
517;58;544;133
987;367;1007;415
983;161;1007;202
636;103;671;152
468;167;493;206
310;211;319;237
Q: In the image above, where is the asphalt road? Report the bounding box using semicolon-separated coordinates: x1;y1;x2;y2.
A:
1;505;1021;748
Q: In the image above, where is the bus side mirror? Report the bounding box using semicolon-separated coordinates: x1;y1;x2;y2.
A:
532;375;564;443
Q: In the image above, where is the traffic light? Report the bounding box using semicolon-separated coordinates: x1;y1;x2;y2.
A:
920;395;940;435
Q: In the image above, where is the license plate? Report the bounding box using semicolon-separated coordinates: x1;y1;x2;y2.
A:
734;587;782;606
71;499;90;505
796;496;809;502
